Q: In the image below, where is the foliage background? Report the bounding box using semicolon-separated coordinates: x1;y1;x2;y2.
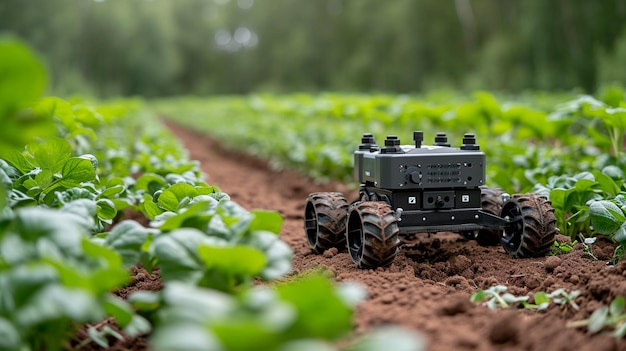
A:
1;0;626;97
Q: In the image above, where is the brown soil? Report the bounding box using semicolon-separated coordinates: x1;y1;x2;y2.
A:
79;121;626;351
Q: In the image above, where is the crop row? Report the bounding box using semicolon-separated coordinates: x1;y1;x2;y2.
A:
0;38;421;350
154;90;626;260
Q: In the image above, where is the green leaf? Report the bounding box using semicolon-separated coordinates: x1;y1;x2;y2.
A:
344;326;426;351
157;199;217;231
128;291;162;312
135;173;167;195
59;199;97;230
501;293;529;304
470;290;487;302
602;165;624;180
533;291;550;306
0;37;46;124
33;97;75;129
614;226;626;245
150;324;222;351
610;296;626;317
104;295;134;327
82;238;123;269
615;321;626;338
112;198;134;211
124;314;152;338
144;197;163;220
2;149;35;174
161;281;234;318
198;245;266;277
74;105;101;127
594;172;620;197
151;228;227;283
105;220;153;268
250;210;283;234
29;138;73;173
16;285;104;327
97;185;125;200
573;178;597;192
87;325;124;348
97;198;117;220
588;306;609;334
60;157;96;186
241;231;292;280
50;257;127;294
12;207;85;252
549;188;567;210
104;295;152;337
276;274;353;340
211;322;281;351
158;183;199;212
590;200;626;234
0;317;19;350
34;168;53;190
568;208;589;224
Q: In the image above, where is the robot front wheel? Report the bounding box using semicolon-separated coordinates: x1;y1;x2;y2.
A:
345;201;401;268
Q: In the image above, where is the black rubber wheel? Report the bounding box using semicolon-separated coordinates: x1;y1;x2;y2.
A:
304;192;349;253
500;194;557;258
476;186;505;246
460;230;477;240
346;201;400;268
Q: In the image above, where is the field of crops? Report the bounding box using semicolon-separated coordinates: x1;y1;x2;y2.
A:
4;35;626;351
0;38;426;350
155;89;626;258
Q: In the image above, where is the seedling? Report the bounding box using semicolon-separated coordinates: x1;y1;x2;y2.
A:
547;288;581;311
470;285;529;310
579;235;599;260
471;286;581;311
550;239;578;255
568;296;626;337
76;325;125;349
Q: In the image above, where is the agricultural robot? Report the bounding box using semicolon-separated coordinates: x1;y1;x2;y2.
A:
304;132;558;268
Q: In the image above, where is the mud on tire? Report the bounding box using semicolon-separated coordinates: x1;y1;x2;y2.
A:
476;186;505;246
500;194;557;258
346;201;400;268
304;192;349;253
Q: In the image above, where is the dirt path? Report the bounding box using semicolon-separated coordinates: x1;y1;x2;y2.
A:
161;122;626;351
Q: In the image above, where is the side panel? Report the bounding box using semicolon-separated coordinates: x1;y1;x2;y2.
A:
377;153;485;189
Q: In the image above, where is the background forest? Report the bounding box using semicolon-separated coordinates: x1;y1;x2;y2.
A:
2;0;626;97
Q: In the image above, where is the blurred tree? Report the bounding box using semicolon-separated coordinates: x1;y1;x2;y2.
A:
0;0;624;96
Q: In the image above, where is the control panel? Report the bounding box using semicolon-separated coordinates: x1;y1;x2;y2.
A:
354;132;485;190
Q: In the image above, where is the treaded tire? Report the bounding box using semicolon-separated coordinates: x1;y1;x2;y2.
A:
500;194;557;258
346;201;400;268
476;186;505;246
304;192;349;253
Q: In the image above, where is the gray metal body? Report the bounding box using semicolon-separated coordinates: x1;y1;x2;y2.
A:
354;133;507;234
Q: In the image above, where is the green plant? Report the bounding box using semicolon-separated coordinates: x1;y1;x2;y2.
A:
533;168;624;240
130;276;425;351
550;240;578;255
0;207;150;351
589;196;626;262
470;285;529;309
544;288;581;311
155;92;626;246
550;94;626;163
568;296;626;337
579;236;600;261
0;38;426;350
471;286;581;311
